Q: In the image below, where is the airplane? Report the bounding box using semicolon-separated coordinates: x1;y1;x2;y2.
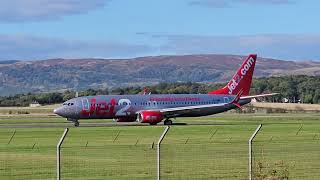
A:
53;54;277;126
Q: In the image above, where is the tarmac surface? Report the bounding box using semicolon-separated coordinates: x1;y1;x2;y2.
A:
0;121;259;128
0;122;190;128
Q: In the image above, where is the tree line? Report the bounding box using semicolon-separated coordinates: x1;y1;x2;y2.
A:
0;75;319;107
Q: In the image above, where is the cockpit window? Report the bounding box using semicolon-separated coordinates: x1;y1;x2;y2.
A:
63;102;74;106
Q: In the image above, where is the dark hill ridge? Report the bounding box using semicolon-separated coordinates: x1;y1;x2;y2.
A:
0;54;320;95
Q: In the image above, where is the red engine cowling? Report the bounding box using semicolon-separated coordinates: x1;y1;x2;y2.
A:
137;111;163;124
114;117;136;122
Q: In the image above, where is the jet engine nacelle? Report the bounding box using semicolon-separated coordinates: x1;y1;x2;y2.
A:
137;111;163;124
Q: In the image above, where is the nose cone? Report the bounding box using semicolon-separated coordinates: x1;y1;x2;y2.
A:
53;107;65;117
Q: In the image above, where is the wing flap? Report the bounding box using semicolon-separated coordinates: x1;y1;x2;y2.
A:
159;103;228;113
137;103;227;118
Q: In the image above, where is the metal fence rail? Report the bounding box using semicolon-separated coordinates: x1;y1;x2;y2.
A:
249;124;262;180
57;128;69;180
157;126;170;180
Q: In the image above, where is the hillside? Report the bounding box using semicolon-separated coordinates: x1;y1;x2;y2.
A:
0;54;320;95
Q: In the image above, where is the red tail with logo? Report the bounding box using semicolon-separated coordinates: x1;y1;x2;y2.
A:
208;54;257;96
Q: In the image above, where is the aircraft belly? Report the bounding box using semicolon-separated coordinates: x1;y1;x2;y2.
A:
178;106;227;117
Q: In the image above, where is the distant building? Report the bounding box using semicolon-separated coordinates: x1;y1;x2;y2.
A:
282;98;289;103
29;101;41;107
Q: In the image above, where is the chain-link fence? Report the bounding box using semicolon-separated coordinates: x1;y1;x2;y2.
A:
160;125;256;180
0;128;62;180
60;126;164;179
1;124;320;179
253;124;320;180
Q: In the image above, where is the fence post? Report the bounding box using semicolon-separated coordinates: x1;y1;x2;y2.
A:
157;126;170;180
249;124;262;180
57;128;69;180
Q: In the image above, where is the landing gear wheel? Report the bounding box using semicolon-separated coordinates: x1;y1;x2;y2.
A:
67;118;80;127
164;119;172;125
74;121;79;127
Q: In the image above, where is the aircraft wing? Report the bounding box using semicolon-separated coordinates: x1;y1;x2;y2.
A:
146;102;228;118
157;93;242;117
136;103;225;118
160;103;228;113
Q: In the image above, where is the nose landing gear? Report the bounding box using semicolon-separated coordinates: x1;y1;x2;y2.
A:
74;121;79;127
67;118;80;127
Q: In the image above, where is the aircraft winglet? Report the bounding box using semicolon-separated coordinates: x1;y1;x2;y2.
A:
231;89;243;110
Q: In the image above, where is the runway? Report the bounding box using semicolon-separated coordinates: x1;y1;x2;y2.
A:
1;112;317;129
0;122;147;128
0;120;259;128
1;122;236;129
0;121;308;129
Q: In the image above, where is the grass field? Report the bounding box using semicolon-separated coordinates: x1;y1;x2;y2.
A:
0;104;59;115
251;102;320;112
0;113;320;179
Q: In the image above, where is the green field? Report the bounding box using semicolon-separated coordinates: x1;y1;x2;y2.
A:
0;113;320;179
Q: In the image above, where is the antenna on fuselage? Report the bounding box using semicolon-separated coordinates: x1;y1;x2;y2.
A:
75;91;79;98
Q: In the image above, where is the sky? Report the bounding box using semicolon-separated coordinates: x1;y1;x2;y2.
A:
0;0;320;61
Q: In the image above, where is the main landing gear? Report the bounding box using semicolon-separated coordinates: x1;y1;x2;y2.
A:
67;118;79;127
163;119;173;125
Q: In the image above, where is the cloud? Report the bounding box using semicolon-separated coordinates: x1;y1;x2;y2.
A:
1;33;319;61
189;0;293;8
0;0;108;22
153;33;320;61
0;34;156;60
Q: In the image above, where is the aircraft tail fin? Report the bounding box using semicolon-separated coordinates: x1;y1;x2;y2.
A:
208;54;257;96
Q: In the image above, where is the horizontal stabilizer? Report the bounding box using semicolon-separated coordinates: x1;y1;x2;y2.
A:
240;93;279;100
